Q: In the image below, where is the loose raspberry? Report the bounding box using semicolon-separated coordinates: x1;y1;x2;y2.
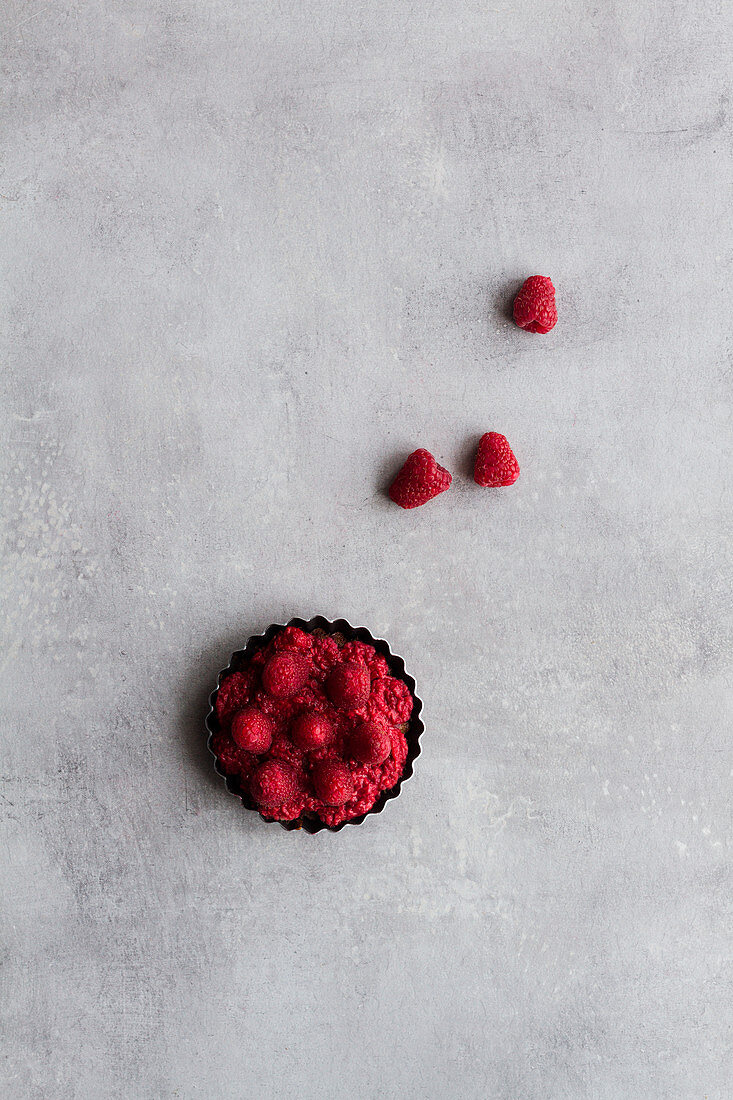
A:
512;275;557;333
231;707;273;753
311;760;355;805
291;711;334;751
347;719;392;765
474;432;520;487
262;653;308;698
326;662;371;711
388;448;452;509
250;759;301;808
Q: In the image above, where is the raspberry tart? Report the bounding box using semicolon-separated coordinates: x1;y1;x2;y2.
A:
206;617;423;832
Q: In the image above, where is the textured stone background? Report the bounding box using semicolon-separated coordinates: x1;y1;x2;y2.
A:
1;2;732;1098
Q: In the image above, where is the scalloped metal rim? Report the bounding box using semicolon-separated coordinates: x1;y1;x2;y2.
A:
205;616;424;833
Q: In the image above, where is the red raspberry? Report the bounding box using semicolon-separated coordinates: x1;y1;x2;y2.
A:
250;760;301;808
262;653;308;698
231;707;273;753
326;662;371;711
291;711;334;751
474;432;520;487
512;275;557;333
389;448;452;509
311;760;355;805
347;719;392;765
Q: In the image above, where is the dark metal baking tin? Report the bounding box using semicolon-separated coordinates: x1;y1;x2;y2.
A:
205;615;424;833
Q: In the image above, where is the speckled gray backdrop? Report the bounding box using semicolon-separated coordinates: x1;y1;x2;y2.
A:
1;1;731;1097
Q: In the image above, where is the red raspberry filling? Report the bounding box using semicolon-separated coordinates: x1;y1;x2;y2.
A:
215;669;257;724
211;627;414;826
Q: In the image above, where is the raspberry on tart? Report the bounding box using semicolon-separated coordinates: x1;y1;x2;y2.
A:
231;707;274;753
311;760;355;806
326;662;371;711
291;712;334;751
346;718;392;765
262;653;308;698
250;759;302;811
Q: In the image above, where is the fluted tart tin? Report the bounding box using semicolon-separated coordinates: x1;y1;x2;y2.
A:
205;616;424;833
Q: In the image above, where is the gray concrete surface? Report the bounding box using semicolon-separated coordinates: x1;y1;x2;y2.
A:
1;2;732;1097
